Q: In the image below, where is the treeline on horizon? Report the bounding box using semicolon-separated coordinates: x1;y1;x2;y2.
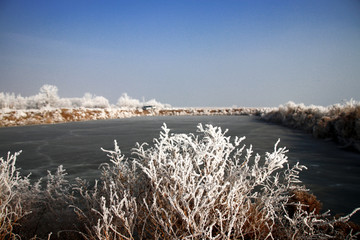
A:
0;84;171;110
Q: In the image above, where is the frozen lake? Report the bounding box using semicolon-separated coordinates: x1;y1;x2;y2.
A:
0;115;359;222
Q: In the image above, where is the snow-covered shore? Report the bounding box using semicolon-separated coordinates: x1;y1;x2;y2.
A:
261;100;360;152
0;107;266;127
2;100;359;153
2;88;359;153
1;84;270;127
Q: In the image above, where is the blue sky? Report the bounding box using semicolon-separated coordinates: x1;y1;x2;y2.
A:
1;0;359;107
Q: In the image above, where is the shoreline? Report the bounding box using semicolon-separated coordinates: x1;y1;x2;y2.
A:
261;101;360;152
1;103;359;152
0;107;266;128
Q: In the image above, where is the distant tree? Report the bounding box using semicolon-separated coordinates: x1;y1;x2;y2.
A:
39;84;60;108
91;96;110;108
144;98;171;109
0;93;4;108
117;93;141;108
14;94;27;109
0;84;170;110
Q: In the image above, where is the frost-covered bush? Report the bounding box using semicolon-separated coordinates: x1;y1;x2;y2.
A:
76;124;360;239
117;93;142;109
0;151;31;239
17;165;78;239
0;151;80;239
262;100;360;151
73;141;140;240
133;123;304;239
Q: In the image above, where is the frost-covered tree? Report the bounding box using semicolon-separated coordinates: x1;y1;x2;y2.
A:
0;93;5;108
0;84;172;110
0;85;112;110
37;84;60;108
0;93;18;109
0;93;9;109
117;93;142;109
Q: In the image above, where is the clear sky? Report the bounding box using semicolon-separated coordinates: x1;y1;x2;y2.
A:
0;0;359;107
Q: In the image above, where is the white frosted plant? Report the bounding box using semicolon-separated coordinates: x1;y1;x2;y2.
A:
74;140;140;240
117;93;142;109
132;124;308;239
0;151;79;239
0;151;33;239
77;123;359;239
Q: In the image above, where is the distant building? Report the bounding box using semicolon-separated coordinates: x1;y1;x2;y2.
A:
142;105;156;110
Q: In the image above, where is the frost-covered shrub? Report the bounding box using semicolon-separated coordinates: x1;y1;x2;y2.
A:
16;165;79;239
0;151;31;239
133;123;303;239
262;100;360;151
0;151;80;239
76;124;360;239
73;141;140;240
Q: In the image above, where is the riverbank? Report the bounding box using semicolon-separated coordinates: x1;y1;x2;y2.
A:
2;102;359;152
261;101;360;152
0;107;266;127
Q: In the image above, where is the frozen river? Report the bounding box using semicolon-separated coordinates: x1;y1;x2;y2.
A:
0;115;359;222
